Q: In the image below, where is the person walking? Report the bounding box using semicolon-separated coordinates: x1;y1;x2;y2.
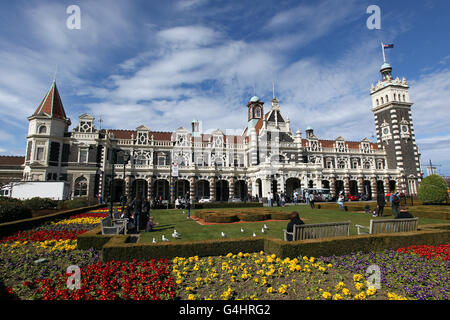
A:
130;194;143;233
305;191;310;205
390;189;401;218
142;198;150;230
309;192;315;209
267;192;272;207
293;191;298;205
186;199;191;219
337;192;344;210
376;192;386;217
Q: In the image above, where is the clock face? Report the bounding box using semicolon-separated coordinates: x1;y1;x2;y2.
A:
383;128;389;135
402;126;408;133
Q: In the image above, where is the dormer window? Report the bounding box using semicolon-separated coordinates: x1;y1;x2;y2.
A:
255;107;261;118
38;126;47;134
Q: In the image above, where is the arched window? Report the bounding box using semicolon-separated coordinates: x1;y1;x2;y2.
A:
255;107;261;118
385;95;389;103
381;97;384;104
74;176;88;197
38;126;47;134
338;161;346;169
364;162;371;169
393;93;397;101
403;95;406;102
376;99;379;106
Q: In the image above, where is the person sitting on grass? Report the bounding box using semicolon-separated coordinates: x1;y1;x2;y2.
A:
286;211;305;241
146;216;159;232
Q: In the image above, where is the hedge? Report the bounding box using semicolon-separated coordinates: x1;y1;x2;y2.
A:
102;236;265;261
418;174;448;204
77;225;115;250
98;224;450;261
0;204;104;238
0;201;32;224
237;213;271;222
269;212;291;220
204;214;239;223
193;202;263;209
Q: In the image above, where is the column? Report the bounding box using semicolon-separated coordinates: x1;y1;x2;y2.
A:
170;177;175;203
344;176;350;196
357;177;364;195
384;176;390;195
229;177;235;198
210;176;215;201
147;176;153;201
330;176;336;198
371;177;378;200
190;176;195;200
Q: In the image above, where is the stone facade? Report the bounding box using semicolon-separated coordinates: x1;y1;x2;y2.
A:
15;61;423;201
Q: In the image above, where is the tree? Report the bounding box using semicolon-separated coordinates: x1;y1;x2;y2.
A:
418;174;448;204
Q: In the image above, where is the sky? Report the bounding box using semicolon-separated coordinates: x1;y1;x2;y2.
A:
0;0;449;175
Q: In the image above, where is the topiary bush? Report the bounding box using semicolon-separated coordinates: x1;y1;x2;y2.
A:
237;213;271;222
204;213;239;223
0;201;32;223
418;175;448;204
22;197;58;211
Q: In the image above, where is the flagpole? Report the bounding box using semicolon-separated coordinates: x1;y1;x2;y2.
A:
381;42;386;63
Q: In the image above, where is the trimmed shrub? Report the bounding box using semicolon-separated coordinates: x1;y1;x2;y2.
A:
22;197;58;211
193;202;263;209
0;201;32;223
204;213;239;223
57;198;90;210
237;213;271;222
270;212;291;220
418;174;448;204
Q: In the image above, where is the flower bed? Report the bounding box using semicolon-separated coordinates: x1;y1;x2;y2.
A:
319;247;450;300
30;259;176;300
172;252;401;300
396;244;449;261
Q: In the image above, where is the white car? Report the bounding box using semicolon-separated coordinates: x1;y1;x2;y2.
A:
198;197;211;203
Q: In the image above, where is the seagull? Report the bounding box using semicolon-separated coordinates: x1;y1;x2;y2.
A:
240;228;245;233
263;224;269;230
252;232;257;237
221;232;227;238
152;238;156;243
162;235;169;242
261;228;266;234
172;230;180;238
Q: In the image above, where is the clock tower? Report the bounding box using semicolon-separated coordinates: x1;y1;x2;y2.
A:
370;61;422;194
247;96;264;129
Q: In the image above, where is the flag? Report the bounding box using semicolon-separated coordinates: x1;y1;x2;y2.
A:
383;44;394;49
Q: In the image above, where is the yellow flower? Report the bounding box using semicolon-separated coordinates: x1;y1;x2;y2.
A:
333;294;343;300
187;294;195;300
387;292;408;300
354;292;366;300
342;288;351;296
278;286;287;294
266;287;274;294
355;282;365;291
353;274;364;282
322;291;332;299
366;288;377;296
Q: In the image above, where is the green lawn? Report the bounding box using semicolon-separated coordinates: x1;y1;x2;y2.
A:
139;205;450;243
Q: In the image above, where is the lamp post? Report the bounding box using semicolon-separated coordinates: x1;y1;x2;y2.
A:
121;151;131;214
109;148;117;218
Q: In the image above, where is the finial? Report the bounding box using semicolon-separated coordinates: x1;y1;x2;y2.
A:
53;65;58;83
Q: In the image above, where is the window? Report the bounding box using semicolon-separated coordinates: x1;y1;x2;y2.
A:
364;162;371;169
79;149;88;163
393;93;397;101
38;126;47;134
74;177;88;197
135;155;147;165
158;156;166;166
386;95;389;103
403;95;406;102
377;162;384;169
381;97;384;104
338;161;346;169
255;107;261;118
376;99;379;106
36;147;45;161
352;161;358;169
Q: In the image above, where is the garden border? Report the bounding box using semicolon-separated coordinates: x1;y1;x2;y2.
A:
0;204;104;237
88;224;450;261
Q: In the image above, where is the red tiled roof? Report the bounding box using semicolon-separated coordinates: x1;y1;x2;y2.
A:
108;130;173;141
33;82;68;120
0;156;25;166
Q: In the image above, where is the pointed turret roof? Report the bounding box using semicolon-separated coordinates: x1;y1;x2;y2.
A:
32;81;68;121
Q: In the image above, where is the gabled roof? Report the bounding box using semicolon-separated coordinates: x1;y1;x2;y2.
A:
32;81;68;121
